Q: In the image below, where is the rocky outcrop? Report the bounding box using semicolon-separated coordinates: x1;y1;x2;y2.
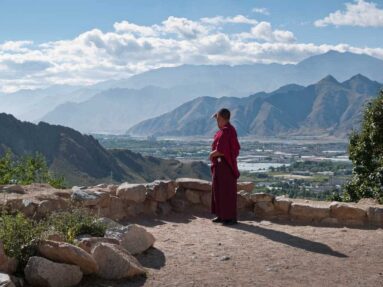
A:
24;256;82;287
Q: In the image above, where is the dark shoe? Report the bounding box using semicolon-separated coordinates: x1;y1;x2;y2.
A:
222;219;238;225
212;217;224;223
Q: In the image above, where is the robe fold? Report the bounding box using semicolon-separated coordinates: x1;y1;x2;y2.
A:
210;122;241;220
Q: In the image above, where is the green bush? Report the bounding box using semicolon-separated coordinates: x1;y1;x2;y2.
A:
0;212;45;272
345;90;383;203
46;208;106;243
0;208;106;274
0;150;66;189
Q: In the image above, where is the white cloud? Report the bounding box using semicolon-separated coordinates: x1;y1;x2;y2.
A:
200;15;258;25
252;7;270;15
0;14;382;93
315;0;383;27
238;22;296;43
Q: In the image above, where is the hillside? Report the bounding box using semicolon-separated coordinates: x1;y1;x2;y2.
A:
40;84;239;134
128;74;382;138
0;113;210;185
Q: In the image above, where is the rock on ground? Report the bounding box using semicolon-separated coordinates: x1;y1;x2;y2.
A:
38;240;98;274
91;242;146;280
0;273;15;287
105;224;155;255
24;256;82;287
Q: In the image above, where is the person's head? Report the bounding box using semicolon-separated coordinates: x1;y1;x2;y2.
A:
212;108;230;129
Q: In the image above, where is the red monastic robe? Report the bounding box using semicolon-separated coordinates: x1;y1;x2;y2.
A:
210;122;241;220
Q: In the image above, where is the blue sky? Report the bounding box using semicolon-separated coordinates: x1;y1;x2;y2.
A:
0;0;382;92
0;0;381;46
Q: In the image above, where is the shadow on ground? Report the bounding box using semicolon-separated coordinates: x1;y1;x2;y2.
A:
226;222;348;257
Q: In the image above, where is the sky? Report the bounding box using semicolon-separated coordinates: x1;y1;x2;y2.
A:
0;0;382;92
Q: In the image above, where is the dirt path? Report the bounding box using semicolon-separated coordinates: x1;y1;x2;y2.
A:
81;209;383;287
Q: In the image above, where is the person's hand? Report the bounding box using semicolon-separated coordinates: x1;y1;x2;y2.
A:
209;151;214;161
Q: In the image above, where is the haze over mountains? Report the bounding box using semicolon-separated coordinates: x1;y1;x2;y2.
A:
1;51;383;135
0;113;210;186
128;74;382;138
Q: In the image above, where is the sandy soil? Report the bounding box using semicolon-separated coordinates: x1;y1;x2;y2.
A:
81;208;383;287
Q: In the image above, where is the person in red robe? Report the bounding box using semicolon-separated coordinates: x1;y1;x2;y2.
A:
209;108;241;225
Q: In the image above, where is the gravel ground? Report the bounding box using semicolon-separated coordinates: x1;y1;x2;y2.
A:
81;208;383;287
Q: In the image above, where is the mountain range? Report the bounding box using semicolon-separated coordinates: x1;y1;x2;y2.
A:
0;113;210;186
127;74;382;138
1;50;383;134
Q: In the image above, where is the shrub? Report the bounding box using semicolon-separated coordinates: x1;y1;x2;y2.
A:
0;208;106;273
0;150;66;188
46;208;106;243
0;212;45;272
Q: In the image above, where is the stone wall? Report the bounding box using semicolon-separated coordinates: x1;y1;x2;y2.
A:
1;178;382;227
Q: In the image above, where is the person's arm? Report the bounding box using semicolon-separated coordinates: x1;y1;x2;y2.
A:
209;149;224;161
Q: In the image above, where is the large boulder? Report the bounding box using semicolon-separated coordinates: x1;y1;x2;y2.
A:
237;191;253;210
237;182;255;193
290;203;330;222
105;224;155;255
70;188;110;207
330;202;367;224
274;196;292;214
169;198;189;212
158;202;172;215
250;193;275;203
176;178;211;192
142;199;158;215
107;196;127;221
0;241;17;275
254;202;275;218
367;206;383;226
24;256;82;287
146;180;176;202
76;237;119;254
185;189;201;204
95;217;123;229
91;243;146;280
116;183;147;203
0;273;15;287
38;240;98;274
200;192;212;208
36;198;69;218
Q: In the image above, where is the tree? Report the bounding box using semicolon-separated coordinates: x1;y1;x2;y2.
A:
345;90;383;203
0;150;65;188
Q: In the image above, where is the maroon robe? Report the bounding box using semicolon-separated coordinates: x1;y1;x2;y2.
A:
210;122;241;220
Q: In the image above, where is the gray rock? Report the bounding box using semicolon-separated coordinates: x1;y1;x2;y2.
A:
176;178;211;192
116;183;147;203
92;243;146;280
24;256;82;287
37;240;98;274
105;224;155;255
146;180;176;202
0;273;15;287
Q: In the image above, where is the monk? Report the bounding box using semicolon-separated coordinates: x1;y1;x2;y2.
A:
209;108;241;225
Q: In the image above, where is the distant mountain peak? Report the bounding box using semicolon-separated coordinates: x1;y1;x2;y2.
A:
318;75;339;85
347;73;371;82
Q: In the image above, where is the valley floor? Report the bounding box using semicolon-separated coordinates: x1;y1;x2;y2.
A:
80;208;383;287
